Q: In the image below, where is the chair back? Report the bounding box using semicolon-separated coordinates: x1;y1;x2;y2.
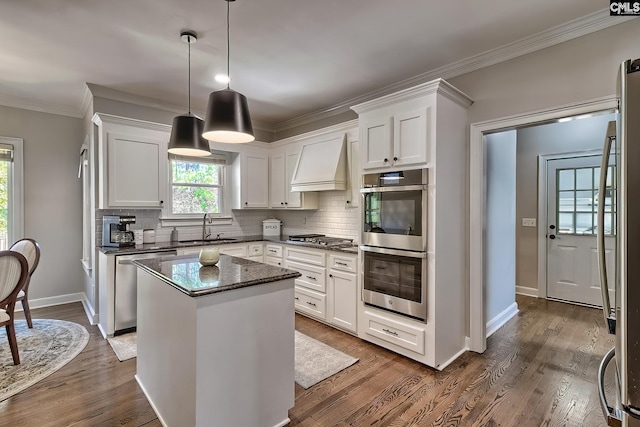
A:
10;238;40;276
0;251;28;307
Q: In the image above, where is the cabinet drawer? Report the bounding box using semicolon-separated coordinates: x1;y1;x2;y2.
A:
265;244;282;258
362;310;425;355
264;256;283;267
329;254;357;273
248;243;263;256
285;247;326;267
294;286;326;320
287;260;326;293
247;254;264;263
219;245;247;257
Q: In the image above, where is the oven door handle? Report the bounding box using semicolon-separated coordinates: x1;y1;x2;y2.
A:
360;184;427;193
360;245;427;259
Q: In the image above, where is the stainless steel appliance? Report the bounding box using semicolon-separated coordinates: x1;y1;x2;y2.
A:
360;168;428;321
361;169;428;252
102;215;136;247
114;250;176;334
598;59;640;427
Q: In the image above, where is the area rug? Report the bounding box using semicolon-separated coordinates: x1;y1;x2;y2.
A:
106;330;358;388
294;331;358;389
0;319;89;401
107;332;137;362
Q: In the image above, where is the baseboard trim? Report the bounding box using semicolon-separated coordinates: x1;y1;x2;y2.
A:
516;286;538;297
14;292;99;326
135;375;169;427
486;302;519;338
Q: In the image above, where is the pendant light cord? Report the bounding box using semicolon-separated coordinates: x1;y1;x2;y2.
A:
226;0;231;89
188;34;192;114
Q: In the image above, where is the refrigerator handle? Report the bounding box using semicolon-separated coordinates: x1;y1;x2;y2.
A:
598;121;616;335
598;347;623;427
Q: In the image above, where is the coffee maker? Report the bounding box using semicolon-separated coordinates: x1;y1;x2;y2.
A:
102;215;136;247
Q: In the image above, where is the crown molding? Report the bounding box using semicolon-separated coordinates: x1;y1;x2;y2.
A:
271;119;358;147
275;9;634;132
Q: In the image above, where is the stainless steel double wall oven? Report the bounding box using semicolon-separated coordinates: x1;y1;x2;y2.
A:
360;168;428;321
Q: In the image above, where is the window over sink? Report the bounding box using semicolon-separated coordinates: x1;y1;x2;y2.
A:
168;153;226;217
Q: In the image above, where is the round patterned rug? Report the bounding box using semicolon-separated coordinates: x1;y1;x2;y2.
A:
0;319;89;401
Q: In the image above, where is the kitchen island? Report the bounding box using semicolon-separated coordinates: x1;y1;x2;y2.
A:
133;253;301;427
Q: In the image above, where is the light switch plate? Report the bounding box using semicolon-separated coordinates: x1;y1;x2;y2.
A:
522;218;537;227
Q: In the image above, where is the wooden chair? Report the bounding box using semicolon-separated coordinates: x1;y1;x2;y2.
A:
9;238;41;328
0;250;29;365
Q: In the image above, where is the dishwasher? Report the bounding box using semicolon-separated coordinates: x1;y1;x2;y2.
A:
114;250;177;334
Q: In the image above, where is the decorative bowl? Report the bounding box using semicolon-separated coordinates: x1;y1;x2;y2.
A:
199;248;220;266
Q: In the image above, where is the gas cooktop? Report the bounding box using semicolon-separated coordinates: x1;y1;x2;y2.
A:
287;234;354;247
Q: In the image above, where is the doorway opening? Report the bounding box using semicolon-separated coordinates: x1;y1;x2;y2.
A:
469;98;617;353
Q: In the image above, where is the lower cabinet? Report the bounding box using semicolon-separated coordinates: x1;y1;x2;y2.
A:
360;309;425;355
285;247;357;334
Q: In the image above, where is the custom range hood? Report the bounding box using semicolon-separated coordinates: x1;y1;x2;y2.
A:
290;134;347;192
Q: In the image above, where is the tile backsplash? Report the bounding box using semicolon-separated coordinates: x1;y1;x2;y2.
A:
96;190;359;244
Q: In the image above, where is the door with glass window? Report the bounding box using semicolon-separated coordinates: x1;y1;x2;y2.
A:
546;155;615;306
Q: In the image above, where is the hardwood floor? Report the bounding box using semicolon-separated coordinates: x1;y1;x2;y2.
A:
0;295;615;427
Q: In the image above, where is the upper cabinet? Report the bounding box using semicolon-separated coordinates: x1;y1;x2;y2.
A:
269;147;318;209
93;114;169;209
352;79;472;172
237;151;269;209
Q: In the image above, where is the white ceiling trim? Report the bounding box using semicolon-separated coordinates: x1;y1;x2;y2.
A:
274;9;635;133
0;9;633;127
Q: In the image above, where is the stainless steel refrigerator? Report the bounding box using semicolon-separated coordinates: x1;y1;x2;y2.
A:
598;58;640;427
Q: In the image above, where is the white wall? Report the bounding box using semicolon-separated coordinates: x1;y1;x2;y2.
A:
0;105;85;303
485;131;517;323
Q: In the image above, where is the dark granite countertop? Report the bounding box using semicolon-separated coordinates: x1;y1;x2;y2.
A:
133;253;301;297
99;234;359;256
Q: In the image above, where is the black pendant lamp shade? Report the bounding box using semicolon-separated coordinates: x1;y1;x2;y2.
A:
169;113;211;156
168;31;211;157
202;0;255;144
202;89;254;143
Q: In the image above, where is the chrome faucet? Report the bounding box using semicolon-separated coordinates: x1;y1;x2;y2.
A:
202;213;212;241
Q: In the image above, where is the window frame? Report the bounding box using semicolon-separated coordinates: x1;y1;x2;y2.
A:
166;154;227;219
0;137;24;249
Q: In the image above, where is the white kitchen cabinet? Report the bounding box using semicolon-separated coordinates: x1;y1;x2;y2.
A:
264;244;283;267
241;152;269;208
93;114;169;209
285;246;327;322
269;149;318;209
328;254;357;333
179;243;248;258
359;108;428;171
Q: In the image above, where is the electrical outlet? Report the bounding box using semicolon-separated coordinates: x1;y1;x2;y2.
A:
522;218;537;227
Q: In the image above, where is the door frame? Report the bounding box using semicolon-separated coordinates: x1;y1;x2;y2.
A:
469;95;617;353
537;149;604;300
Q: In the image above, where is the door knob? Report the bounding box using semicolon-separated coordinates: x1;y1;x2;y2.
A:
549;235;556;240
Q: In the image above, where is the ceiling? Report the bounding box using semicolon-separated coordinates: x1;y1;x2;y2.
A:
0;1;621;130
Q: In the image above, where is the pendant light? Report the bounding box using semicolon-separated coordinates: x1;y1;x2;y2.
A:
168;31;211;157
202;0;255;143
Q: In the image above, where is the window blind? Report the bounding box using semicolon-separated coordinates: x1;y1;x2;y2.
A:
0;143;14;162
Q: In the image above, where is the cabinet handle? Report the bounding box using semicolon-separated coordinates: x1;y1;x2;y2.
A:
294;297;299;301
306;301;317;307
382;328;399;336
284;202;288;205
281;202;284;205
337;262;348;266
329;274;333;278
277;262;281;266
383;158;388;163
244;202;248;205
393;156;398;161
306;275;317;281
159;200;164;205
346;200;351;204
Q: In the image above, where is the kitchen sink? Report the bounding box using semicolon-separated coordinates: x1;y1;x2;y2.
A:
178;238;237;245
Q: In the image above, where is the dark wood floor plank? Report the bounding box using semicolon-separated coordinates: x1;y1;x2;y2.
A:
0;295;616;427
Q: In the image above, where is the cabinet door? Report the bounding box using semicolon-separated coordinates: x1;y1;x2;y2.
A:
393;108;428;167
346;137;360;208
328;269;357;333
107;133;167;208
219;244;248;258
361;118;392;170
242;153;269;208
269;153;286;208
285;151;301;208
